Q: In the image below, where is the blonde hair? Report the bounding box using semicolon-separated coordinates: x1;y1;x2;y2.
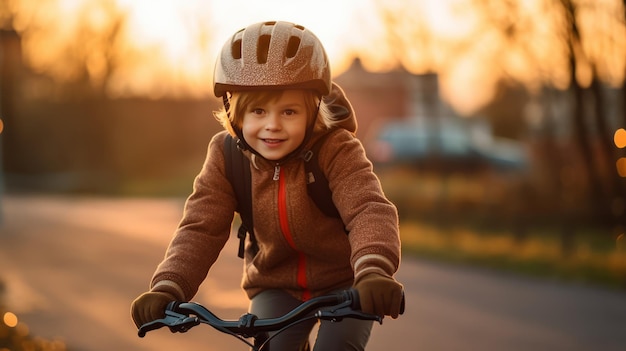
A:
214;90;338;137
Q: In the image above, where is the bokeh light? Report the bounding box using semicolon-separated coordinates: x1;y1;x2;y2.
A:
614;128;626;148
2;312;18;328
616;158;626;177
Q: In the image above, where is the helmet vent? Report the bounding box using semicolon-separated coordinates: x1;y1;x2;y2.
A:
231;39;242;59
213;21;331;97
286;36;301;58
257;35;271;64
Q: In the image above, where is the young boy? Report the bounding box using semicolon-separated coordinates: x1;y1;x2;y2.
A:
131;20;403;350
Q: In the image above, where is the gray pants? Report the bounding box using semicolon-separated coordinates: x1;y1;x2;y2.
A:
249;289;373;351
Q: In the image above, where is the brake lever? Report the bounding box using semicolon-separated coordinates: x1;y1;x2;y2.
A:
138;310;201;337
315;304;383;325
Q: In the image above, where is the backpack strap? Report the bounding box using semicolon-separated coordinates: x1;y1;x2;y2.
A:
302;132;341;218
224;134;258;258
224;132;341;260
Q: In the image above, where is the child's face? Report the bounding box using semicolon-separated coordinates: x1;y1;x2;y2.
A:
241;90;309;161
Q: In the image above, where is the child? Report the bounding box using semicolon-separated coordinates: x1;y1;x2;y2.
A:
131;20;403;350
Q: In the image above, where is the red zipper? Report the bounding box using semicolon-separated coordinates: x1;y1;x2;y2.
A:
276;166;311;301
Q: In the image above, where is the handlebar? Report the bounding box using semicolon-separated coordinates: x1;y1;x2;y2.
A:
138;288;405;338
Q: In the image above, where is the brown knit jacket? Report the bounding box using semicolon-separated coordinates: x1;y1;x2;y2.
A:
150;88;401;302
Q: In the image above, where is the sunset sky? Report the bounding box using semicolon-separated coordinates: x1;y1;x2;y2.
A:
2;0;625;114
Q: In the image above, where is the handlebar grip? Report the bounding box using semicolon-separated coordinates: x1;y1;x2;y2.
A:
348;288;406;316
137;302;200;338
348;288;362;310
167;301;182;312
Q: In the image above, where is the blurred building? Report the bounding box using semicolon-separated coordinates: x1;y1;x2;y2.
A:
335;58;528;175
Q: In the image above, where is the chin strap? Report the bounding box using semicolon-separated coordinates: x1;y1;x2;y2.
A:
223;93;253;153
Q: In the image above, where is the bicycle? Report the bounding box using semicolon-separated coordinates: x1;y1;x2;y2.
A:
138;288;405;351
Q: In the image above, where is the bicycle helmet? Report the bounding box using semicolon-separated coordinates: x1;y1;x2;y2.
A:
213;21;331;97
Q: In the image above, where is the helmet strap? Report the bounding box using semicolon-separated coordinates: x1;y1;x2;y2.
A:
223;93;252;152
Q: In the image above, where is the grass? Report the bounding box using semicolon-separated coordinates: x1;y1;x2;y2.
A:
400;220;626;290
375;167;626;290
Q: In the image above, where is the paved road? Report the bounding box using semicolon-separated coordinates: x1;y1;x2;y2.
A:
0;195;625;350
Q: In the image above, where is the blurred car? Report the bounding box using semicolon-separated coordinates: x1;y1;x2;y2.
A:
367;116;528;173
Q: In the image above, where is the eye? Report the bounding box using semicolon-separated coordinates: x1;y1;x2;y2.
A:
251;108;264;115
284;109;296;116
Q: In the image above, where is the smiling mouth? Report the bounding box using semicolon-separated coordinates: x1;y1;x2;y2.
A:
263;139;284;144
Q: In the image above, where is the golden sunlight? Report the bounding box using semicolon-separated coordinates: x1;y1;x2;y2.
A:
4;0;626;113
205;0;358;56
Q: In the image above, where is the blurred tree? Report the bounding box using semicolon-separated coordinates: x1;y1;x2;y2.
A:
1;0;129;188
12;0;127;99
0;29;20;194
0;0;219;194
4;0;216;99
558;0;626;231
372;0;626;228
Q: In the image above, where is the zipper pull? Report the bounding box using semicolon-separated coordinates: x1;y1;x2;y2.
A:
273;165;280;181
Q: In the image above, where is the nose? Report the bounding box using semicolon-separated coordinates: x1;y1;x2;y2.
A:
265;112;282;131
